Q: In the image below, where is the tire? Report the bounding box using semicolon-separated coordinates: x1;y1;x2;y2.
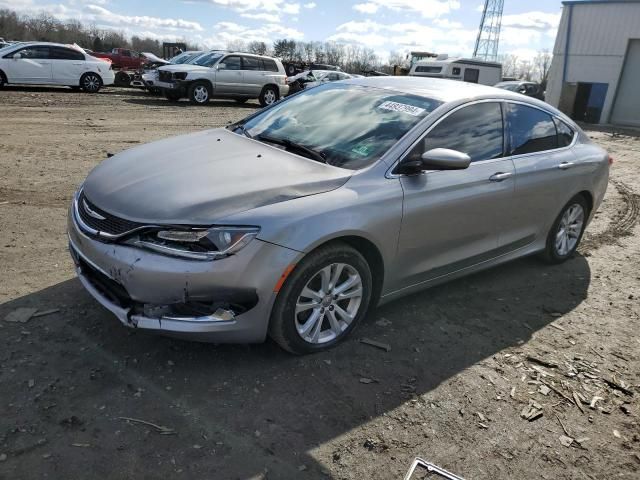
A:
188;81;211;105
164;90;182;102
234;98;248;104
540;194;589;264
269;242;373;355
81;72;102;93
114;71;130;87
259;85;279;107
0;70;6;88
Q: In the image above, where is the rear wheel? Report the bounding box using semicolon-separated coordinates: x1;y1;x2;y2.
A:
81;73;102;93
0;71;6;88
541;194;589;264
259;85;279;107
188;81;211;105
269;242;373;354
164;90;182;102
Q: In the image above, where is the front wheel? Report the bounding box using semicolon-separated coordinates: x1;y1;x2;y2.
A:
188;81;211;105
81;73;102;93
541;194;589;264
269;242;373;354
259;85;279;107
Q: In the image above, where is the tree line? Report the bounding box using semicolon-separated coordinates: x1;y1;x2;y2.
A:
1;8;552;81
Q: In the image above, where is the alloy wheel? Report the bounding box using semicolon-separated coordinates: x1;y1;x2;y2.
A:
295;263;363;344
193;85;209;103
555;203;584;256
83;74;100;93
263;88;277;105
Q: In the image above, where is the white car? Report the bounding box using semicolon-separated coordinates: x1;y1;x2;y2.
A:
286;69;353;94
0;42;114;92
141;50;205;92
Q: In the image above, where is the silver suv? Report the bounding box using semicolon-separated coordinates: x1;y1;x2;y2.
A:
157;51;289;106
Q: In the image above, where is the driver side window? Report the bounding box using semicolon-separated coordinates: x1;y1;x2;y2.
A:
221;56;241;70
407;102;504;163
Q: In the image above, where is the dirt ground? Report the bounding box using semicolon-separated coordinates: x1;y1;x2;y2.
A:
0;86;639;480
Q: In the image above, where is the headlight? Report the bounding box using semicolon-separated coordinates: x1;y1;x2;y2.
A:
132;226;260;261
174;72;188;80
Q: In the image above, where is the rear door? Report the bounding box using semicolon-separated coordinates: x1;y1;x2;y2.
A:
240;56;263;96
500;102;583;248
51;46;86;85
394;101;516;290
214;55;243;96
5;46;52;83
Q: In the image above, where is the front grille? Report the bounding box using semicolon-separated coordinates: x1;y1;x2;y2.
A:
78;256;132;307
77;191;143;237
158;70;173;83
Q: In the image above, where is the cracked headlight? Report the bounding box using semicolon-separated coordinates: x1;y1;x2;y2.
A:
132;226;260;261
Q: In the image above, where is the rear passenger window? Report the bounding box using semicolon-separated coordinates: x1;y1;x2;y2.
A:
419;102;504;162
51;47;84;61
242;56;262;70
262;59;279;72
507;103;557;155
554;118;575;147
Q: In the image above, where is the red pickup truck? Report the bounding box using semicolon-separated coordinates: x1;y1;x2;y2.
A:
91;48;147;70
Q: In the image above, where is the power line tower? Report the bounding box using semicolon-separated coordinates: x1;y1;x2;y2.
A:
473;0;504;61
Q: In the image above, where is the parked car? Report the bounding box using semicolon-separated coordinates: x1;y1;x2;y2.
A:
141;50;204;92
0;42;114;92
91;48;147;70
283;61;342;76
69;77;609;354
157;51;288;106
494;80;545;100
286;69;353;94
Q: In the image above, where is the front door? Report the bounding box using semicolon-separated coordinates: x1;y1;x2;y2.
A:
7;45;52;83
393;102;515;290
214;55;243;96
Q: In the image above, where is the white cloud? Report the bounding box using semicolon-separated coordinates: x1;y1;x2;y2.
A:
501;11;560;31
353;0;460;18
240;11;280;22
282;2;300;14
303;2;316;9
82;5;203;31
201;20;304;48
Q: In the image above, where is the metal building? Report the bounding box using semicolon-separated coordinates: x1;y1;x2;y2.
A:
546;0;640;127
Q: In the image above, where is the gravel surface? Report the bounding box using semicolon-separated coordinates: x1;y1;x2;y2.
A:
1;86;639;479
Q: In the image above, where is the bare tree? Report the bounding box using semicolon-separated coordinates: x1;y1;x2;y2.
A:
498;53;519;78
518;60;534;81
534;49;553;87
226;39;247;52
247;41;267;55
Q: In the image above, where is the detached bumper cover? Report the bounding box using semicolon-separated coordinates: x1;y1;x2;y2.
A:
68;208;300;342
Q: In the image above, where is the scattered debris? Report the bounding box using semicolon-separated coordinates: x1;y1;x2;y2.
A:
549;323;565;331
360;337;391;352
5;307;38;324
559;435;574;447
0;453;6;462
538;385;551;396
604;377;634;396
32;308;60;318
297;465;308;472
613;430;622;439
359;377;377;384
526;355;559;369
521;401;543;421
71;443;91;448
28;379;35;389
118;417;176;435
573;392;585;413
375;318;392;327
589;396;604;409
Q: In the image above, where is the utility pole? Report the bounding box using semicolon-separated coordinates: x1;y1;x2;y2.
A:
473;0;504;61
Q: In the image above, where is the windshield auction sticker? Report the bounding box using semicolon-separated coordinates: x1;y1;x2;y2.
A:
378;101;426;116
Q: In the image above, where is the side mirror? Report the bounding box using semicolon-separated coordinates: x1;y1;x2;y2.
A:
398;148;471;174
216;63;226;70
13;52;22;60
421;148;471;170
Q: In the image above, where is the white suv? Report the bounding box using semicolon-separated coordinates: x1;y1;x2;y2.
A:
0;42;114;92
157;51;289;106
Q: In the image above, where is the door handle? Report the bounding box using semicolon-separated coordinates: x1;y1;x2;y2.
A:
558;162;575;170
489;172;513;182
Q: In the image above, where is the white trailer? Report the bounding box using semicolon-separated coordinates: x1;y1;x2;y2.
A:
409;55;502;86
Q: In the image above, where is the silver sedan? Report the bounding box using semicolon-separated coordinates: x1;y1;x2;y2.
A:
68;77;610;354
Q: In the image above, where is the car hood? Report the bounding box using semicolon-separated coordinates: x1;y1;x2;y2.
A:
159;64;211;74
82;128;352;225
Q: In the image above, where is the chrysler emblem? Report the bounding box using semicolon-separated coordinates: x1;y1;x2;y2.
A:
82;199;106;220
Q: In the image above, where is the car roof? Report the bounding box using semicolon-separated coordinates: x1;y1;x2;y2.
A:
7;41;83;50
341;76;565;117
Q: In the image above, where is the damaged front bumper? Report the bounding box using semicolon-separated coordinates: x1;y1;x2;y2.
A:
67;207;299;343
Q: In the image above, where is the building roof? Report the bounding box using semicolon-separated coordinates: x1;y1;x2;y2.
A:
562;0;640;5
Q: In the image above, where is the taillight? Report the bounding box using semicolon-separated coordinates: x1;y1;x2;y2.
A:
608;154;614;165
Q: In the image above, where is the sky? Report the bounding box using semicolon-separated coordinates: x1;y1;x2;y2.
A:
2;0;565;61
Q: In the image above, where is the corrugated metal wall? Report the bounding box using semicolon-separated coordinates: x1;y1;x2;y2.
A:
547;1;640;125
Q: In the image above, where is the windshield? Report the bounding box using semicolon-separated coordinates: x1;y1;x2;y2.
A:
495;82;520;91
171;51;202;64
192;52;223;67
240;83;442;170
